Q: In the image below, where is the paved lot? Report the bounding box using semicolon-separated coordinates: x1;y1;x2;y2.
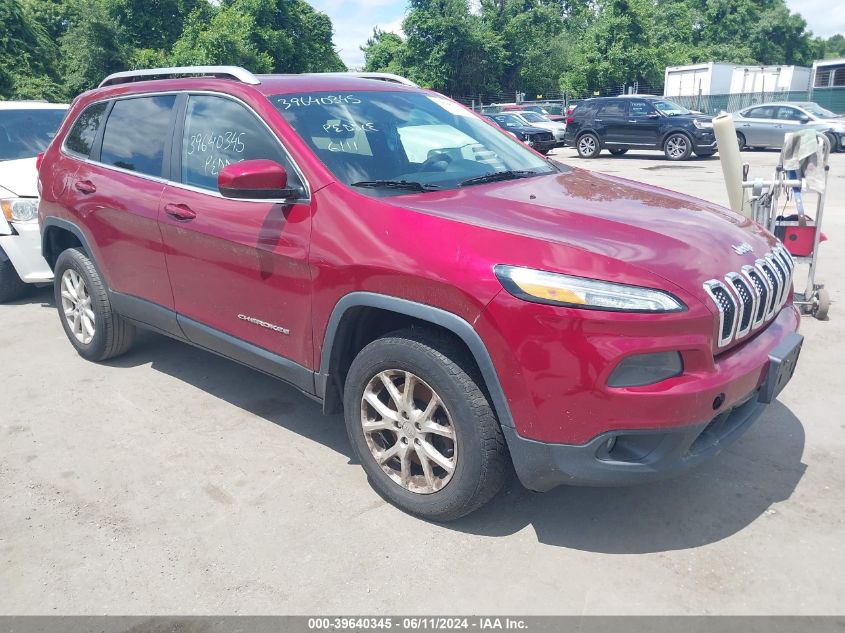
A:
2;148;844;615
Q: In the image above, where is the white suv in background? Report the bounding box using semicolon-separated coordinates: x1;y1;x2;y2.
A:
0;101;67;302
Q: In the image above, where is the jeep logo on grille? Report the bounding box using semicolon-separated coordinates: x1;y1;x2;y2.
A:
732;242;754;255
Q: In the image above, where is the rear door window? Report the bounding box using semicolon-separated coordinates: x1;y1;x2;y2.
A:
64;102;107;158
597;102;626;117
746;106;776;120
180;94;301;192
99;95;177;177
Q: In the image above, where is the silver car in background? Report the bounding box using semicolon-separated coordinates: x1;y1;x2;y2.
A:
733;102;845;151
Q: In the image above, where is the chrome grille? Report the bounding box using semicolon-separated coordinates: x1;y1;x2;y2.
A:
758;259;781;320
703;281;738;347
727;273;754;339
703;244;794;349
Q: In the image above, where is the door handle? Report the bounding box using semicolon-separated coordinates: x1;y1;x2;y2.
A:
74;180;96;194
164;203;197;221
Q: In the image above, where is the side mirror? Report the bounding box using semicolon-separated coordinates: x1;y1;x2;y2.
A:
218;159;296;200
799;115;811;123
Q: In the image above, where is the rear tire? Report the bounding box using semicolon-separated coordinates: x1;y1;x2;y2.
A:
824;132;838;153
576;133;601;158
609;148;628;156
343;329;509;521
53;247;136;362
664;133;693;161
0;254;28;303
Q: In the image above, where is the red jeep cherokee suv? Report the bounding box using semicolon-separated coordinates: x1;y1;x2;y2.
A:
38;66;802;520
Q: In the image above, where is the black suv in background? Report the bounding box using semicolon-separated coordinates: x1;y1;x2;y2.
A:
563;96;718;161
484;113;556;154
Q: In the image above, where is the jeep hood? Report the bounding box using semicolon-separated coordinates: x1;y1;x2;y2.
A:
393;167;776;295
0;157;39;198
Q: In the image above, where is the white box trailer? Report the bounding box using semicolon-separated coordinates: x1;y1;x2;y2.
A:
729;65;812;94
664;63;811;97
664;63;735;97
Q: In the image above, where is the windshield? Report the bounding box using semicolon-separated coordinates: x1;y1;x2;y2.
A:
518;112;548;123
651;100;691;116
0;108;67;161
273;91;553;194
802;103;838;119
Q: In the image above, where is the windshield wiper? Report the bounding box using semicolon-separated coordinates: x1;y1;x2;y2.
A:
351;180;441;192
459;170;538;187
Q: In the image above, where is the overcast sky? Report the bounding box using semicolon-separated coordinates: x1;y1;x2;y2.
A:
310;0;845;69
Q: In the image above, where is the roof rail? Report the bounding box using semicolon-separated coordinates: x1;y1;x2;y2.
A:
306;72;419;88
99;66;261;88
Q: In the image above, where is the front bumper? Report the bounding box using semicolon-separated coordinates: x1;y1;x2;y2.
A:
692;129;717;151
0;221;53;283
530;140;557;153
504;391;767;490
502;327;803;491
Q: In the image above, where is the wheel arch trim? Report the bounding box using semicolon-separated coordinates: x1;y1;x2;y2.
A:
661;129;695;146
317;292;517;429
41;217;99;272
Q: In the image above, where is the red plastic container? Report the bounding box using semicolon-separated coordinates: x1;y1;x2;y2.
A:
780;222;826;257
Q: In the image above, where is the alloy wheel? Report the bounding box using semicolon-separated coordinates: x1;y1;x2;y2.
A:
60;269;95;345
578;135;597;156
666;135;688;159
360;370;458;494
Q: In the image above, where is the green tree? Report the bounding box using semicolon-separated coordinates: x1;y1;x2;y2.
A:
362;29;407;75
822;34;845;59
402;0;506;95
685;0;823;66
59;0;128;96
109;0;202;51
1;0;61;99
169;3;274;71
481;0;572;97
561;0;673;94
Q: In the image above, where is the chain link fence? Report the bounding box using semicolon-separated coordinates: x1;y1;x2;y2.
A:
450;85;845;116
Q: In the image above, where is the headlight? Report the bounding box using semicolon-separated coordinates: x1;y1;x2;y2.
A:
494;265;686;312
1;198;40;223
693;120;713;129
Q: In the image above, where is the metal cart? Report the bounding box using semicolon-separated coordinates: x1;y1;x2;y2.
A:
742;131;832;320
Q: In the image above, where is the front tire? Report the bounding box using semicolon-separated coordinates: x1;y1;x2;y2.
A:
576;133;601;158
0;254;27;303
343;329;508;521
736;132;746;151
664;133;693;161
54;248;136;361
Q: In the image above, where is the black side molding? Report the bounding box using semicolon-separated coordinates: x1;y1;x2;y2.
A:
179;314;316;396
317;292;516;429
